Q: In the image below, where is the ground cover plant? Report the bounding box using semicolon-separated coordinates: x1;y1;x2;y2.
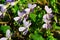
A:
0;0;60;40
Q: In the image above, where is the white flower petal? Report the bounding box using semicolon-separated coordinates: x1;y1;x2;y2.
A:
43;23;47;29
28;3;32;9
45;5;52;13
23;19;31;28
0;4;4;6
24;21;30;27
43;14;50;20
10;2;15;6
0;5;7;12
0;11;2;16
18;10;24;17
14;17;20;21
43;14;47;19
33;4;36;8
28;3;36;9
43;14;53;20
23;18;26;23
43;19;51;23
23;19;30;27
24;8;30;14
6;29;11;38
49;8;52;13
0;37;7;40
43;14;52;23
2;4;6;8
19;27;26;32
26;22;31;28
42;23;52;29
24;22;31;28
47;9;52;13
0;4;6;9
45;5;49;10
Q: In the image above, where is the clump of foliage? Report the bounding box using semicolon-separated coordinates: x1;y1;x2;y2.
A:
0;0;60;40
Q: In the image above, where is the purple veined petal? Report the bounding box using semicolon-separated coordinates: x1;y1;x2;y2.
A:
24;8;30;14
48;13;54;19
18;27;26;32
43;14;51;23
13;17;20;21
23;29;28;35
43;14;53;20
42;23;52;29
46;14;51;20
47;23;52;29
18;10;25;17
43;14;49;20
46;14;53;20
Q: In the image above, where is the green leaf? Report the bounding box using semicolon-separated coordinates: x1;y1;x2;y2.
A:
50;0;56;6
53;4;58;13
54;15;57;23
38;13;43;19
53;22;60;30
46;29;51;36
30;13;37;22
0;0;5;3
29;33;44;40
33;0;37;3
0;25;10;33
47;36;57;40
12;5;18;13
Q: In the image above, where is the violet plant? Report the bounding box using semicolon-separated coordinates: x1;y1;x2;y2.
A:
42;5;54;29
0;0;60;40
